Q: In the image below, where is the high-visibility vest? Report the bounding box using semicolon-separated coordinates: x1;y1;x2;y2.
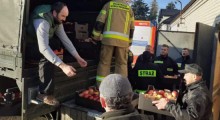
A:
92;0;135;47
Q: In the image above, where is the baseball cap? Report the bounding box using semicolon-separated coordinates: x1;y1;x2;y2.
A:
178;64;203;76
99;74;133;98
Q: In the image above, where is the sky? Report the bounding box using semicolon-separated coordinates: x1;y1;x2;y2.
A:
143;0;191;10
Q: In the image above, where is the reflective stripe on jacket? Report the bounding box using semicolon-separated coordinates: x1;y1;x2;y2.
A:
92;0;135;47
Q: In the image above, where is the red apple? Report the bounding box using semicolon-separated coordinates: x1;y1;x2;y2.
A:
93;96;99;101
166;93;173;99
158;90;165;96
83;90;89;95
153;90;158;97
89;96;94;100
147;90;154;95
172;91;178;98
88;88;94;94
84;94;90;98
93;95;97;98
153;90;158;94
79;93;84;97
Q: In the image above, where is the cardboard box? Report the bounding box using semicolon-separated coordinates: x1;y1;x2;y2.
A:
75;22;89;40
138;94;172;116
75;22;88;31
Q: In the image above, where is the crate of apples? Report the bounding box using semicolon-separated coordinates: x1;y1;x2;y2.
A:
144;89;178;101
75;86;105;112
78;87;100;102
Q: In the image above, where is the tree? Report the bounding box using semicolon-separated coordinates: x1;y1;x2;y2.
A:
148;0;158;21
166;2;176;9
131;0;150;20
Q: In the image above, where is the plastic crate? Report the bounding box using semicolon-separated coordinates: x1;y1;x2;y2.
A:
75;89;105;112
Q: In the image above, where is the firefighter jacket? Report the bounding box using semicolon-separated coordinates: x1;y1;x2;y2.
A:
27;5;59;41
154;55;178;76
165;80;212;120
129;62;163;91
92;0;135;47
175;55;192;70
136;53;154;63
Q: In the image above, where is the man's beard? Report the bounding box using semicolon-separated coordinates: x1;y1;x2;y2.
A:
54;15;62;24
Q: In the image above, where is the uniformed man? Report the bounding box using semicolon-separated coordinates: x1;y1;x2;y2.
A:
129;51;163;92
175;48;192;70
136;45;154;64
154;44;178;79
175;48;192;102
91;0;135;84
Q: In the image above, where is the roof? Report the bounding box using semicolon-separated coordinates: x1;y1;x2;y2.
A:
162;13;179;24
158;9;180;22
170;0;196;24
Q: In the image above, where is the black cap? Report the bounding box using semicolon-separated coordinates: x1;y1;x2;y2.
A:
178;64;203;76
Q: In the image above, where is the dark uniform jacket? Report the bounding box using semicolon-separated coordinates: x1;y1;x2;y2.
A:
101;105;149;120
154;55;178;76
175;55;192;70
130;62;163;90
165;80;212;120
128;49;134;74
136;53;154;64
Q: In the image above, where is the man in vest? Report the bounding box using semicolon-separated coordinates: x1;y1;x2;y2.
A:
26;2;87;106
91;0;135;84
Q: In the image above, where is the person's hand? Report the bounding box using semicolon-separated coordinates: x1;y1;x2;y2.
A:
164;75;178;79
85;38;97;45
58;63;76;77
77;57;87;67
152;98;169;110
91;34;102;41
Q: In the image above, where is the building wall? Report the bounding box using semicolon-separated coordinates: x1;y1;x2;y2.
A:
171;0;220;32
160;24;169;30
159;16;170;30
